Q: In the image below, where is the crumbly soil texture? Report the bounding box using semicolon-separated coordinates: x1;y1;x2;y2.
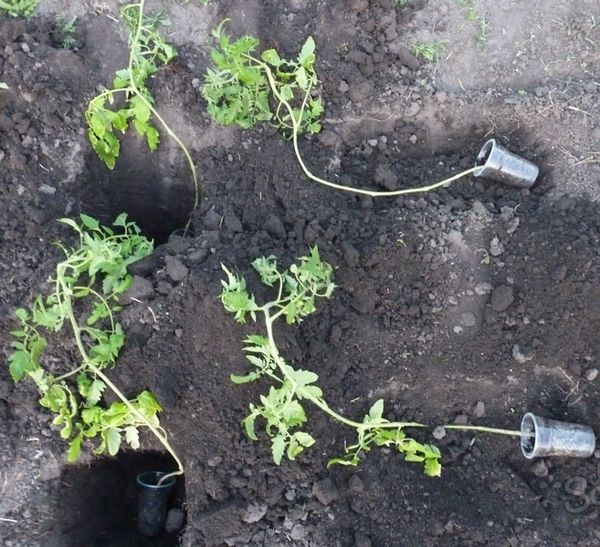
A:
2;1;600;546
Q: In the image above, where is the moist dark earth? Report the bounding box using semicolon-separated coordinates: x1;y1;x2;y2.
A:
2;0;600;545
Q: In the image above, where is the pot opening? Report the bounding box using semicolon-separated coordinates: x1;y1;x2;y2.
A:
475;139;495;169
521;413;537;457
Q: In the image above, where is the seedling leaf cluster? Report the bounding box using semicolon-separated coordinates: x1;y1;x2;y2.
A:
0;0;38;17
8;214;182;476
203;21;476;198
202;19;323;136
221;249;442;476
86;3;175;169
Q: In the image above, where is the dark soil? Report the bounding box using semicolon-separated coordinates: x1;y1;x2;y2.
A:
2;1;600;546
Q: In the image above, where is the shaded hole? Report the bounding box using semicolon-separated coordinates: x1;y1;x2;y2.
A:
56;451;186;546
83;141;195;244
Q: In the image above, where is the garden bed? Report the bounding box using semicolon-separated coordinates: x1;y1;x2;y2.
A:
1;1;600;545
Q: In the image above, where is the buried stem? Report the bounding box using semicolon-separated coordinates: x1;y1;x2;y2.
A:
257;58;476;197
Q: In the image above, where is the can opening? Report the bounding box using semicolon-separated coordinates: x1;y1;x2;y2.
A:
474;138;495;175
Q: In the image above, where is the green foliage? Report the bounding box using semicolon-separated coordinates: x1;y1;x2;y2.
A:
7;214;162;462
457;0;490;45
57;17;77;49
202;19;324;136
412;40;448;62
85;3;176;168
221;249;442;476
0;0;38;17
327;400;442;477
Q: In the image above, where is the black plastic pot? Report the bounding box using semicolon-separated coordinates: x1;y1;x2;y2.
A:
136;471;176;537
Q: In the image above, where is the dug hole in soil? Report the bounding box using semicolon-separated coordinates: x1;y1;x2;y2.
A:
1;0;600;545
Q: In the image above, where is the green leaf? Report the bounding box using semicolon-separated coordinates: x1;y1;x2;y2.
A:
298;36;316;67
261;49;281;66
80;214;100;231
231;372;261;384
424;457;442;477
67;436;82;463
368;399;384;421
86;380;106;406
14;308;29;322
243;413;258;440
8;350;32;382
289;368;318;387
137;391;163;414
271;435;286;465
106;427;121;456
125;426;140;449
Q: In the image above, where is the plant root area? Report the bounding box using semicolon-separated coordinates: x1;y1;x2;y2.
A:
2;1;600;545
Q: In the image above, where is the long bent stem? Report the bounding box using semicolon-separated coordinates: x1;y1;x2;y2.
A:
256;59;476;197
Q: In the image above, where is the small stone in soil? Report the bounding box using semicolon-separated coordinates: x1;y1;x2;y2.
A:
432;426;446;440
312;478;339;506
585;368;599;382
121;276;154;302
352;291;376;314
472;401;486;418
165;256;188;282
348;475;365;493
461;311;477;327
355;531;372;547
165;508;185;533
453;414;469;425
530;460;549;478
491;285;514;312
290;524;309;540
512;344;534;364
241;502;268;523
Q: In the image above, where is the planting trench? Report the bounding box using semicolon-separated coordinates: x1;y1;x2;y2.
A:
2;1;600;546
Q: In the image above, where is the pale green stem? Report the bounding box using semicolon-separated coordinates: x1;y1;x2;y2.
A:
263;308;423;431
444;425;526;437
255;58;476;197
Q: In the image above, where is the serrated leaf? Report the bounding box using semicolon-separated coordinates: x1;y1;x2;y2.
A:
14;308;29;322
424;457;442;477
261;49;281;66
80;214;100;231
86;380;106;406
298;36;316;67
125;426;140;449
271;435;285;465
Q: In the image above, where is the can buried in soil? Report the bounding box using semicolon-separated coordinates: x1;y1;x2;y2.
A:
520;412;596;459
136;471;176;536
474;138;539;189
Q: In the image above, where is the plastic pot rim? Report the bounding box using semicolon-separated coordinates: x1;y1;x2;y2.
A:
136;470;176;491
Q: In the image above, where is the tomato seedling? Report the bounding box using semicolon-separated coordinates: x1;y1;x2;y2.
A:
203;20;475;198
220;248;442;476
85;0;199;230
8;214;183;481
